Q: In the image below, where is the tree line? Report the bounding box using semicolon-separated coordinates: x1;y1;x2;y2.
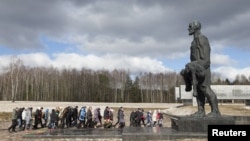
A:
0;58;182;103
0;58;249;103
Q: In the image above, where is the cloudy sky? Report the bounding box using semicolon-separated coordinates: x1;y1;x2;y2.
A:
0;0;250;81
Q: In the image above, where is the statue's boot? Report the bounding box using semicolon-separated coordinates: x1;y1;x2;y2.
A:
206;111;221;117
191;110;205;118
207;101;221;117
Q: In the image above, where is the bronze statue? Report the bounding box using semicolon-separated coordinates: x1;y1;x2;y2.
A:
181;21;221;117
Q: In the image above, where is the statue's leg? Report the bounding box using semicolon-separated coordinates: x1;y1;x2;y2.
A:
206;87;221;117
191;87;205;117
181;69;192;92
191;71;197;97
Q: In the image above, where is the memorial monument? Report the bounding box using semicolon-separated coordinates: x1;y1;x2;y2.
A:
170;21;235;132
181;20;221;117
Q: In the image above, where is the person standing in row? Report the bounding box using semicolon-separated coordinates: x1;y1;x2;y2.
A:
43;109;50;127
34;107;44;129
17;107;24;130
8;107;18;133
146;111;152;127
85;106;93;128
78;106;86;128
93;107;102;128
113;106;122;128
118;107;125;128
152;110;157;127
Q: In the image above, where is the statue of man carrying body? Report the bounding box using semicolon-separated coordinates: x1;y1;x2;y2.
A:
181;21;221;117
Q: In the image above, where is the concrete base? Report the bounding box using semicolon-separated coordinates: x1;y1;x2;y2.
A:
23;127;207;141
245;100;250;106
122;127;206;141
233;115;250;124
170;115;235;132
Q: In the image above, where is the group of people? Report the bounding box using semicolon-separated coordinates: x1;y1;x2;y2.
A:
129;108;163;127
77;106;125;129
7;105;164;133
8;106;48;132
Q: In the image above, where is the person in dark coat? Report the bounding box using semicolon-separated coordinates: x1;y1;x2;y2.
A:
17;107;24;130
103;106;109;120
103;107;113;128
48;109;57;129
72;106;78;127
66;106;73;128
85;106;93;128
135;108;142;127
129;110;136;127
34;107;44;129
8;107;18;133
118;107;125;129
113;106;122;127
93;107;102;128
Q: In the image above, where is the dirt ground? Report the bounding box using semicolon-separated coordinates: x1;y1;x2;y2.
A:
0;101;250;141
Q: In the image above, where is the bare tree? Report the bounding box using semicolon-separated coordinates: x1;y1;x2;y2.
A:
165;72;177;102
8;57;23;102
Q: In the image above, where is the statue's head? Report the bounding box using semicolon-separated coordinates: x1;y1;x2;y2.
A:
188;20;201;35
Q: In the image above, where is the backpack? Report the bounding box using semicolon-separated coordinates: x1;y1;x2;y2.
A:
79;108;86;120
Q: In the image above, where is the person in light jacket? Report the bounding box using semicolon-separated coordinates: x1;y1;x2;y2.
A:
21;108;27;130
152;110;157;127
25;107;32;130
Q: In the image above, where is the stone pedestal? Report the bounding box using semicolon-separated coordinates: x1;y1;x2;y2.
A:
245;100;250;106
170;115;235;132
233;116;250;124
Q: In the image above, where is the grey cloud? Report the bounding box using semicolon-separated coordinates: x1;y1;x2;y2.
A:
0;0;70;49
1;0;250;57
